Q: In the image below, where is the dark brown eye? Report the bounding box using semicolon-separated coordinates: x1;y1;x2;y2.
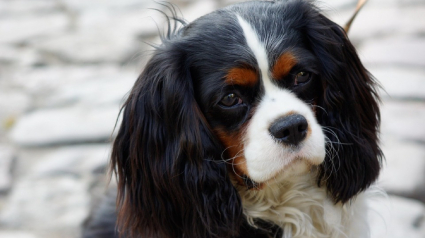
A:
295;71;311;85
220;93;243;107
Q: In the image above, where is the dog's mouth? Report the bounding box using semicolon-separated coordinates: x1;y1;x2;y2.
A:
240;157;317;190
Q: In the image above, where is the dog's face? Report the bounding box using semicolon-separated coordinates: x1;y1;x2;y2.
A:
189;9;327;186
111;1;382;237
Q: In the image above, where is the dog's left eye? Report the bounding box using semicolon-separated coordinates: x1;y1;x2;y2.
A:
219;93;243;107
295;71;311;85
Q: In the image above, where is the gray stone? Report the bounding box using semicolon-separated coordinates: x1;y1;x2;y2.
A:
329;4;425;36
368;0;425;6
369;195;425;238
379;137;425;196
369;66;425;100
0;14;68;44
0;145;14;193
0;144;111;231
181;0;219;22
60;0;151;12
4;66;137;111
29;6;167;64
380;100;425;143
0;230;38;238
319;0;355;12
0;46;43;67
31;29;135;64
0;89;31;115
0;176;89;229
0;46;20;65
0;0;58;16
31;144;111;176
359;37;425;67
77;7;161;37
6;65;127;94
9;105;121;147
0;89;31;137
40;71;136;108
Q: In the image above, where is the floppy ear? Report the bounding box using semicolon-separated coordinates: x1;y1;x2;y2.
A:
111;41;242;238
305;11;383;203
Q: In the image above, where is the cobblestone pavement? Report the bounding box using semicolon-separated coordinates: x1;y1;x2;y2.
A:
0;0;424;237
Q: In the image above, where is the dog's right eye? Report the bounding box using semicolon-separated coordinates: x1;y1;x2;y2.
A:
295;71;311;85
219;93;243;107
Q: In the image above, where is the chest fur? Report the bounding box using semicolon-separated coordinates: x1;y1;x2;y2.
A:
236;173;370;238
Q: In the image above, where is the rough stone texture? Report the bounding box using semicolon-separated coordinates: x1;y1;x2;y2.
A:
9;105;121;146
0;145;14;193
369;195;425;238
30;144;111;176
0;231;38;238
0;145;110;233
0;88;31;139
179;0;219;21
0;0;424;237
5;65;132;96
329;5;425;43
40;70;137;108
0;14;69;44
0;0;58;16
381;100;425;143
370;66;425;101
360;37;425;68
31;30;136;64
0;176;90;229
379;137;425;201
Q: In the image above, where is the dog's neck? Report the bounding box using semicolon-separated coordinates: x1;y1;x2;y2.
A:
234;171;370;238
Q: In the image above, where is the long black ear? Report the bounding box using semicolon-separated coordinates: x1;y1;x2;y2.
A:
304;9;383;203
111;39;242;237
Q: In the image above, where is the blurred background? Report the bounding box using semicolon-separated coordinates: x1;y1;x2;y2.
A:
0;0;424;237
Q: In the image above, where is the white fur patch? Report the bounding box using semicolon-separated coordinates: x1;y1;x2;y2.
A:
236;15;325;183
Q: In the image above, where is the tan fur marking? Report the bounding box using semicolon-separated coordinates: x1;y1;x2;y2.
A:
272;53;297;80
225;68;258;87
214;128;249;186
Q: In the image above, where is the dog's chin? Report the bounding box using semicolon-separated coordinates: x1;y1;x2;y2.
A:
269;158;318;184
244;157;322;189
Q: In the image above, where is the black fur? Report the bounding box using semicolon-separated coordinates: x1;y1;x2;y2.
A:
111;40;245;237
302;9;383;203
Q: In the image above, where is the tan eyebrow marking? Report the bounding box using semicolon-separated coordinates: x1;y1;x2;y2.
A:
225;67;258;87
272;52;297;80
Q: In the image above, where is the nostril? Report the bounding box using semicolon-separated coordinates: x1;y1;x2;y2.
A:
298;123;307;132
269;114;308;145
283;129;290;137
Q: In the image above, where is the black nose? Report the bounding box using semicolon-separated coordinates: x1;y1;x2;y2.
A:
269;114;308;145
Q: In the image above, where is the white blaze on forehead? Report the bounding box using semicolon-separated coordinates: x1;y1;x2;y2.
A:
236;15;275;93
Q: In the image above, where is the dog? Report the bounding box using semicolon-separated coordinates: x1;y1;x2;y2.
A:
83;0;382;237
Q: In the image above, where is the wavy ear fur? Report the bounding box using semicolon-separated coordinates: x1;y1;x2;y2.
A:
304;8;383;203
111;39;242;237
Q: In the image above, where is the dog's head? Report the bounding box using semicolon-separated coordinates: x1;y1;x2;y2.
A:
111;1;382;237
